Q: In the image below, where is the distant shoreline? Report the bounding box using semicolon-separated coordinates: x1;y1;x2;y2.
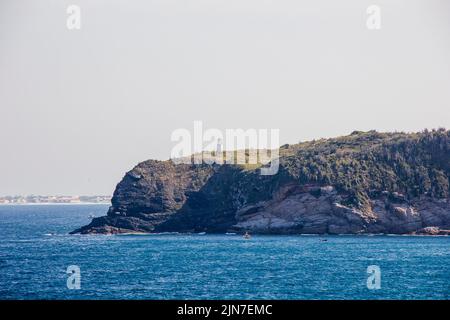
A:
0;203;110;206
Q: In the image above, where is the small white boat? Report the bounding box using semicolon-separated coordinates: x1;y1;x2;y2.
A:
243;232;251;240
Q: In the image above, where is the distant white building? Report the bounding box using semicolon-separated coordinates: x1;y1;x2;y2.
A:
216;138;223;155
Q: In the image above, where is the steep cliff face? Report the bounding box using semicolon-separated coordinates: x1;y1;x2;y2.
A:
72;130;450;235
72;160;218;234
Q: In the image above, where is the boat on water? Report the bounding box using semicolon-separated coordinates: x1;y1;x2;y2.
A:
243;232;251;240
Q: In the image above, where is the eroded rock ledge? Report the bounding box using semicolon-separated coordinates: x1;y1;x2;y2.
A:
232;184;450;235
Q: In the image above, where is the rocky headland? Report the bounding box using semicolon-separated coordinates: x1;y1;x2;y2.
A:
71;129;450;235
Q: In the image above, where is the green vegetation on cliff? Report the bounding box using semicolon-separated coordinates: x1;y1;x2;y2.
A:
280;129;450;207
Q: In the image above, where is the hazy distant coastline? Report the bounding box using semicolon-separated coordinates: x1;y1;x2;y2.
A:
0;195;111;205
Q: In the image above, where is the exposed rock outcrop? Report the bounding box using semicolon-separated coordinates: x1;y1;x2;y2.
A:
231;184;450;234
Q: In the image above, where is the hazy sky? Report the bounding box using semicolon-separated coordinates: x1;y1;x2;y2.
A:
1;0;449;195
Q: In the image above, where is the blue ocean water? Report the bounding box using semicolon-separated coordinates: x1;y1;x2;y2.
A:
0;204;448;300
